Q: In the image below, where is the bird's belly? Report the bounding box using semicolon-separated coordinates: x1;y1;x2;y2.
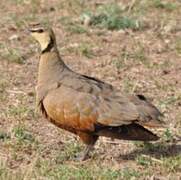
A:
42;91;95;132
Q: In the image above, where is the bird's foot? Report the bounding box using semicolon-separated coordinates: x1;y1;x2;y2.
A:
74;152;90;161
73;144;94;161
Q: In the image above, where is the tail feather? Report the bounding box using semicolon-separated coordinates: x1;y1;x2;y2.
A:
137;119;166;128
96;123;159;141
129;94;165;128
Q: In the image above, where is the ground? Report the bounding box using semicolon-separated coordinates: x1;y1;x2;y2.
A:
0;0;181;179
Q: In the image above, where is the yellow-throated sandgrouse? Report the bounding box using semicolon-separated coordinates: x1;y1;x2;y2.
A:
29;24;165;160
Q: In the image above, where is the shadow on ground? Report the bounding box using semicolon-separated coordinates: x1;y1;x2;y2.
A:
119;142;181;160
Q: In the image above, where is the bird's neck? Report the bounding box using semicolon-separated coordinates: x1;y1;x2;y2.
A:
38;50;66;85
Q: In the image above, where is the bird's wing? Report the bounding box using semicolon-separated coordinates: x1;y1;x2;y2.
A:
77;74;164;127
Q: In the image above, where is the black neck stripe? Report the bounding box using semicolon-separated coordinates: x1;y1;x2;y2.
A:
41;37;54;54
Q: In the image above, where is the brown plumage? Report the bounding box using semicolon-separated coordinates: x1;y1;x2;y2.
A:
29;24;165;160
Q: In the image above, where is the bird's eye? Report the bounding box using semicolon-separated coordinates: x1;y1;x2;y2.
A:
38;29;44;33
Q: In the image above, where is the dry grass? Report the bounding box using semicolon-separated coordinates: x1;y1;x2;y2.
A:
0;0;181;179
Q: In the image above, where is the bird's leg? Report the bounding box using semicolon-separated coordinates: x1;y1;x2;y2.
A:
75;143;95;161
75;134;98;161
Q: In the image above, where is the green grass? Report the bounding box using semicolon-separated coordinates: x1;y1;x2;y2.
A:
82;3;141;30
66;42;94;58
134;140;181;173
55;142;81;162
0;44;25;64
79;43;93;58
136;155;152;167
132;47;148;65
122;77;136;93
159;95;180;110
61;3;142;32
13;125;35;143
92;15;140;30
5;105;34;120
67;24;87;34
112;50;136;71
163;129;174;142
60;16;87;34
0;80;7;90
46;165;91;180
34;163;141;179
175;38;181;54
153;0;177;11
4;125;39;159
0;79;8;101
0;156;142;180
0;159;27;180
113;46;150;69
112;58;125;71
162;155;181;172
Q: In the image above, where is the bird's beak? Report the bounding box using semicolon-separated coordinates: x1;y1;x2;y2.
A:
28;29;37;33
27;28;34;33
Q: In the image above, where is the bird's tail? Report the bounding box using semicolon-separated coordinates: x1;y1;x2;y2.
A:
96;123;159;141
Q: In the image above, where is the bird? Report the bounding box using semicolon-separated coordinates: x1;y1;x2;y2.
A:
29;23;165;160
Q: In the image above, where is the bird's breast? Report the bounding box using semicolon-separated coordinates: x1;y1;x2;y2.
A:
42;87;96;133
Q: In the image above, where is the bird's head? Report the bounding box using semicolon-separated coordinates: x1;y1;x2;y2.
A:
28;23;56;52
